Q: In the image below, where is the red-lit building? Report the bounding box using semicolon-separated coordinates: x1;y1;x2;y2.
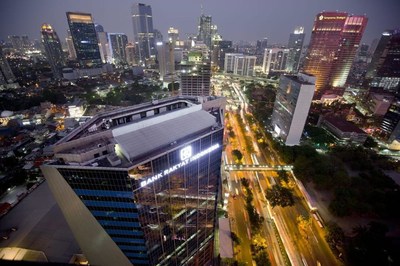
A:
303;12;368;97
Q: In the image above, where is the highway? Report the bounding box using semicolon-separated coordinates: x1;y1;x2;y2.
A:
222;78;341;266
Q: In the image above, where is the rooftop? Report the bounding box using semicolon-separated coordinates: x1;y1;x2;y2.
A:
323;116;366;134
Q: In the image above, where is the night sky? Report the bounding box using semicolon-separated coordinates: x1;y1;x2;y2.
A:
1;0;399;46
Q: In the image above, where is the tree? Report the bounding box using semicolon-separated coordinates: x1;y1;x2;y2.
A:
265;184;295;208
232;149;243;163
325;222;345;250
297;215;312;239
254;250;271;266
277;170;289;183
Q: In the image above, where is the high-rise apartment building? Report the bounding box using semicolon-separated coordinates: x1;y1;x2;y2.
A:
156;41;174;79
0;46;16;85
132;3;155;63
108;33;128;65
41;24;65;78
302;12;367;95
180;60;211;96
233;55;256;76
380;100;400;142
271;73;316;146
41;96;225;266
224;53;242;74
286;27;305;73
197;15;212;48
66;12;102;68
262;48;289;75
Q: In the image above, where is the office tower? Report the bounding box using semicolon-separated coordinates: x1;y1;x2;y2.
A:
180;60;211;96
262;48;290;75
224;53;242;73
380;100;400;142
212;40;233;70
233;55;256;76
66;12;102;68
302;12;367;95
271;73;316;146
95;24;109;63
197;14;212;48
0;46;16;85
41;24;65;78
366;31;393;79
286;27;305;73
125;43;136;65
108;33;128;65
132;3;155;63
41;96;225;266
66;30;77;60
168;27;179;44
369;29;400;91
153;29;163;44
156;42;174;80
256;38;268;55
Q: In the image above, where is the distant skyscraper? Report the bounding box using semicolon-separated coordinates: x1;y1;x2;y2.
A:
256;38;268;55
368;29;400;91
41;24;65;78
153;29;163;44
197;14;212;48
21;35;30;50
262;48;289;75
156;42;174;79
271;73;316;146
41;96;225;266
95;24;109;63
302;12;367;95
132;3;155;63
213;40;233;70
286;27;305;73
167;27;179;44
366;30;393;79
108;33;128;65
66;12;102;68
0;46;16;85
125;43;136;65
66;30;77;60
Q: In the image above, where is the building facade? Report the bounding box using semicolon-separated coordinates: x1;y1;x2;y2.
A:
95;24;109;63
66;12;102;68
0;46;16;85
41;24;65;78
132;3;155;64
381;100;400;142
108;33;128;65
262;48;289;75
302;12;367;95
197;15;212;49
41;96;226;266
286;27;305;73
180;61;211;96
271;73;316;146
233;55;256;76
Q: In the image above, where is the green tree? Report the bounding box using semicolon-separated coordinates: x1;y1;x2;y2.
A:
232;149;243;163
265;184;295;208
254;250;271;266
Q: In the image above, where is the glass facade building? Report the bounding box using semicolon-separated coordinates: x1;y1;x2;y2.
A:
41;24;65;78
41;96;226;266
67;12;102;68
302;12;367;96
132;3;156;64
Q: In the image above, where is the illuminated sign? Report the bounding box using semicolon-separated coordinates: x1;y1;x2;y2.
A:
180;146;192;161
140;144;220;187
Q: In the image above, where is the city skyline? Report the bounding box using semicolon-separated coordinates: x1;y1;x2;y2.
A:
1;0;399;46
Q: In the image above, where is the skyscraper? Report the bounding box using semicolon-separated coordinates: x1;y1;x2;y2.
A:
286;27;305;73
369;29;400;91
271;73;316;146
66;30;77;60
224;53;243;74
365;30;393;79
95;24;109;63
180;59;211;96
108;33;128;65
168;27;179;44
256;38;268;55
380;100;400;142
212;40;233;70
41;24;65;78
40;96;225;266
132;3;155;63
197;14;212;48
156;42;174;80
233;55;256;76
66;12;102;68
302;12;367;95
125;43;136;65
0;46;16;85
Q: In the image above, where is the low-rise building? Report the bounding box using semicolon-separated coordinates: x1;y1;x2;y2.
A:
320;116;368;144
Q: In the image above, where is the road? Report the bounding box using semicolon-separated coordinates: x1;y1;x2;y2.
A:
223;79;341;266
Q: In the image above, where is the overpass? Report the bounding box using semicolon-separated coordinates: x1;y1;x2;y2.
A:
224;164;293;171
